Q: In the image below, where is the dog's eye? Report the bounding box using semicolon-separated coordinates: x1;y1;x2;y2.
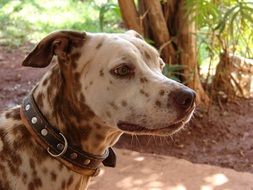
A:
111;65;134;78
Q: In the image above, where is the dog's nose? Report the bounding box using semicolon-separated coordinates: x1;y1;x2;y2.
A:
172;88;196;111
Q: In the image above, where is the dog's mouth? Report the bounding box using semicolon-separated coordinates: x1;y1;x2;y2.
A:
117;121;183;135
117;106;195;135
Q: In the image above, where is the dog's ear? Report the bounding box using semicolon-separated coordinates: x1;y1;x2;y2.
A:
125;30;144;40
22;30;86;68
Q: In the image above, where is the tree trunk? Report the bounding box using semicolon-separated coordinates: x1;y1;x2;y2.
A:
175;0;210;105
144;0;176;65
118;0;143;35
138;0;151;38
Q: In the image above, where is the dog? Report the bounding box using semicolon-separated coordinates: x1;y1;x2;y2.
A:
0;30;196;190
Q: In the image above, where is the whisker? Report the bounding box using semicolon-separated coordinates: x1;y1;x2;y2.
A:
134;134;142;149
152;136;158;148
131;134;134;150
146;135;152;147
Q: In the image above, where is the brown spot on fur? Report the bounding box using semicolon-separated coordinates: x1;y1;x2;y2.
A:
22;172;27;184
70;52;81;68
11;124;32;150
0;179;10;190
140;89;145;94
61;180;66;189
144;51;151;60
99;69;104;77
42;167;48;174
140;89;149;97
58;163;64;171
109;80;113;84
0;129;5;138
67;175;74;187
51;171;57;181
29;159;35;170
42;78;48;86
36;93;44;108
79;126;92;142
95;123;102;130
121;100;127;107
33;177;42;188
96;42;103;49
109;102;118;110
28;182;35;190
7;159;21;176
140;77;148;83
159;90;165;96
95;133;104;140
5;107;21;120
89;81;93;85
74;72;81;82
72;61;77;69
155;100;162;107
71;52;81;60
80;94;85;103
80;103;95;119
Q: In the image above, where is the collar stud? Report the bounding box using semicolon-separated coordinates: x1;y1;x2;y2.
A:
31;117;38;124
25;104;31;111
41;129;48;136
57;143;64;150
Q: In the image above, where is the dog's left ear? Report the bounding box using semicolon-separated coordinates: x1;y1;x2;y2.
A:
125;30;144;40
22;30;86;68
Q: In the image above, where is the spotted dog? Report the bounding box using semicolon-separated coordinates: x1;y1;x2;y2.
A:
0;30;196;190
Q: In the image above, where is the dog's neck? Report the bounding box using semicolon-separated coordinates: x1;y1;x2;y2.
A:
33;64;122;156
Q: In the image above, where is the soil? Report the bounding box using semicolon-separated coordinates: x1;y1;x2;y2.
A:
0;45;252;173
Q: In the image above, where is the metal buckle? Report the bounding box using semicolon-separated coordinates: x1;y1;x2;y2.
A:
47;133;68;157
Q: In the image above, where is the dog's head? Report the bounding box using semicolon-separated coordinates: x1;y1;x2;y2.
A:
23;30;195;136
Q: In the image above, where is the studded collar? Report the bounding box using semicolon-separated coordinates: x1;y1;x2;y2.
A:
20;92;116;176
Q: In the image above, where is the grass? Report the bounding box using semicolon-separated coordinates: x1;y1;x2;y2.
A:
0;0;123;46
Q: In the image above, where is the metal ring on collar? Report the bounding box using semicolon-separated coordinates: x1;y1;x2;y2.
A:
47;133;68;157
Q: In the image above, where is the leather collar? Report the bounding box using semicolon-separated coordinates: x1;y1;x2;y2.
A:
20;93;116;176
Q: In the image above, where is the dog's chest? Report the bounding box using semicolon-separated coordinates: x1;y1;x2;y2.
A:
0;107;86;190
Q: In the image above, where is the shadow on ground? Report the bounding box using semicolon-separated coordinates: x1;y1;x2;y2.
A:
90;149;253;190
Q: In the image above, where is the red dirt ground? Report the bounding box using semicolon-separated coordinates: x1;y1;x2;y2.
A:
0;45;252;173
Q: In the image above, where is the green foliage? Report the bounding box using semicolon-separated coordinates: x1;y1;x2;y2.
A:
162;64;184;82
186;0;221;29
96;2;121;32
0;0;123;46
186;0;253;68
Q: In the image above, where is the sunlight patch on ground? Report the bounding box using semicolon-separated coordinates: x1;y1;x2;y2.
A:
169;184;187;190
200;173;229;190
134;156;145;161
205;173;228;186
116;173;165;190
